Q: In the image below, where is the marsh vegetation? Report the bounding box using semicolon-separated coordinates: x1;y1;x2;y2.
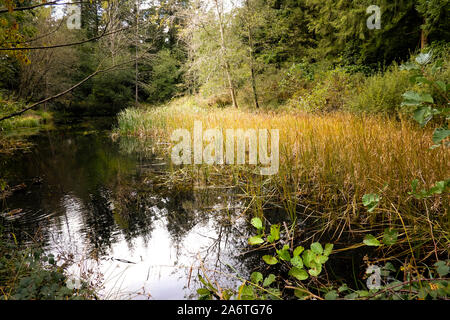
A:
0;0;449;300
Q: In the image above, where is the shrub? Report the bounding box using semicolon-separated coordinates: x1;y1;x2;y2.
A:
206;93;232;108
347;65;412;114
289;68;359;113
0;231;97;300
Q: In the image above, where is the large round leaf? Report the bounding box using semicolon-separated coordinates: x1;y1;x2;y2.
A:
289;267;309;281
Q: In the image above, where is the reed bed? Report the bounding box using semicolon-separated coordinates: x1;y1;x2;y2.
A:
115;97;449;259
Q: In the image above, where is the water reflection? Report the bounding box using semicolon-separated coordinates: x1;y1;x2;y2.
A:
0;119;256;299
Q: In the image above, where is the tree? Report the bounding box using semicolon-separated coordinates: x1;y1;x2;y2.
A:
0;0;141;119
416;0;450;49
213;0;239;108
242;0;260;108
304;0;449;65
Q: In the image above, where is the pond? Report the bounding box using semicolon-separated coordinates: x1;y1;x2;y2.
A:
0;118;259;299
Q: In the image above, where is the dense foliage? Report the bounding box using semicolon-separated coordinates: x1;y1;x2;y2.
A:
0;0;449;301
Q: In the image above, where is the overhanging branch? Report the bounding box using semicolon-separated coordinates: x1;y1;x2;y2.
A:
0;59;136;123
0;1;88;14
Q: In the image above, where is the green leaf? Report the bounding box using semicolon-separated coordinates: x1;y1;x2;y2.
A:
413;107;431;126
345;292;359;300
401;91;422;106
383;262;396;273
290;255;303;268
410;179;419;193
308;262;322;277
248;236;264;246
432;128;450;144
324;290;338;300
401;91;434;107
277;247;291;262
302;250;315;268
293;246;304;257
198;275;213;291
436;80;447;92
250;272;263;284
362;193;380;212
431;59;443;75
262;255;278;265
263;274;276;287
222;289;233;300
197;288;211;296
310;242;323;255
266;288;282;300
357;290;369;297
429;180;448;195
338;284;349;293
251;217;263;230
268;224;280;242
323;243;333;256
240;285;255;300
413;106;439;127
363;234;382;247
413;76;432;85
289;267;309;281
315;255;329;264
294;289;308;300
418;288;429;299
383;228;398;246
435;261;449;277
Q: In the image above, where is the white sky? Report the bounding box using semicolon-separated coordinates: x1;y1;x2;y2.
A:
51;0;241;19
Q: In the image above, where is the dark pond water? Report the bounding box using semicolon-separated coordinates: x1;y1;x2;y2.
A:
0;118;258;299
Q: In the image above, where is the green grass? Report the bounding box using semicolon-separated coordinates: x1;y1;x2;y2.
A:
0;105;54;153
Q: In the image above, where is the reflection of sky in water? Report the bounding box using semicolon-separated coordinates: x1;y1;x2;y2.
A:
47;193;248;300
0;124;253;300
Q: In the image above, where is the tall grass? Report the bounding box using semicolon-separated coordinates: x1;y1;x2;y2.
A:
0;111;53;132
115;98;449;258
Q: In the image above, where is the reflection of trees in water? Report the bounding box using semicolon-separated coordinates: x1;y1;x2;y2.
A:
1;127;265;296
0;130;138;252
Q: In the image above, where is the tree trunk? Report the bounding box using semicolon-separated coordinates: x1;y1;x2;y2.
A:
135;0;139;107
421;29;427;50
213;0;238;108
44;74;48;111
421;18;428;50
246;0;260;109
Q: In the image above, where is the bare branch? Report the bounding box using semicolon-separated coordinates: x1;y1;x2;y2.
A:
0;25;141;52
0;59;137;122
0;1;89;14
